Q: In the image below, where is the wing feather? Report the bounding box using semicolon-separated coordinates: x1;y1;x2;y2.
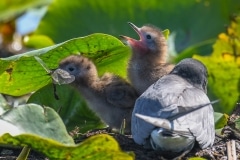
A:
132;74;214;148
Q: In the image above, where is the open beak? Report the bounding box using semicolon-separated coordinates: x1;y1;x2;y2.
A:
128;22;141;37
119;22;142;42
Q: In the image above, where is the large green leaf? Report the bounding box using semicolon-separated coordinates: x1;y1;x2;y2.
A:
0;104;74;144
28;84;105;132
33;0;240;53
0;0;52;22
0;133;134;160
0;33;130;96
0;104;133;160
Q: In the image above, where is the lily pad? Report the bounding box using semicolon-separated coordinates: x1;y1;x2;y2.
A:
0;103;74;144
0;133;134;160
0;103;133;159
0;33;130;96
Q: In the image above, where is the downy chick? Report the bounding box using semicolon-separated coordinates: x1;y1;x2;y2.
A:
121;22;174;94
59;55;139;132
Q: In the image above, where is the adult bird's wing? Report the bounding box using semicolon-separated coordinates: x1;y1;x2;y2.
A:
131;74;215;148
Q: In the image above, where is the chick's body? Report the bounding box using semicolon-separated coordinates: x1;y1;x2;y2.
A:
59;55;138;132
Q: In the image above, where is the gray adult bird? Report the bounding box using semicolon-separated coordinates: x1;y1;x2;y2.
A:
131;58;215;159
58;55;139;132
120;22;174;94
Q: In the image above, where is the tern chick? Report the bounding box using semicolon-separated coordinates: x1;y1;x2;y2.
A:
59;55;139;132
120;22;174;94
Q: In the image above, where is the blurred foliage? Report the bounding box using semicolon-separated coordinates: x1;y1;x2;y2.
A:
23;34;54;49
33;0;240;53
0;0;52;22
194;15;240;114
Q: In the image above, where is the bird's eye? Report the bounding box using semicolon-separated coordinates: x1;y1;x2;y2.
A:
68;67;75;72
146;34;152;39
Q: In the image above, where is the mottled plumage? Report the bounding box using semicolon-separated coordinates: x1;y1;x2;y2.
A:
59;55;139;132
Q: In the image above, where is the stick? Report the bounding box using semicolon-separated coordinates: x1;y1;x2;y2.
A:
227;140;237;160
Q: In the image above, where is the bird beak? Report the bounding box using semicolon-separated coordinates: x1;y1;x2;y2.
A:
120;22;149;53
128;22;141;37
119;22;142;43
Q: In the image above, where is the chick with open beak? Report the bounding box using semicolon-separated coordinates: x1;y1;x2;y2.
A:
120;22;174;94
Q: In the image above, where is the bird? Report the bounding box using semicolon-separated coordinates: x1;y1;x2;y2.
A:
58;55;139;133
120;22;174;94
131;58;215;159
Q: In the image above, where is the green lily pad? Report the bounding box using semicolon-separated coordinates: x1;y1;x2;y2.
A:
0;103;74;144
0;33;130;96
0;103;133;159
0;133;134;160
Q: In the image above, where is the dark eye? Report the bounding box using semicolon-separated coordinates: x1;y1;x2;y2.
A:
146;34;151;39
68;67;75;72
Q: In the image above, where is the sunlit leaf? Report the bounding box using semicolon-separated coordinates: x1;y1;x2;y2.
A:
0;33;130;96
23;34;55;49
0;133;134;160
162;29;170;40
